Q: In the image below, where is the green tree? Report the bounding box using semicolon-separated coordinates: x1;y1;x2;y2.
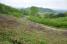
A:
64;12;67;16
30;6;38;16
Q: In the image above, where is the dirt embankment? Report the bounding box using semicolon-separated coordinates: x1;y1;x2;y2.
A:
0;15;20;29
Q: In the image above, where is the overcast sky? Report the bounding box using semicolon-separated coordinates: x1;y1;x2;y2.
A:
0;0;67;10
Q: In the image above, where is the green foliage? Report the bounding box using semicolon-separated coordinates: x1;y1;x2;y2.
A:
21;9;29;15
43;12;66;18
0;3;23;17
29;16;67;28
30;6;38;16
64;12;67;16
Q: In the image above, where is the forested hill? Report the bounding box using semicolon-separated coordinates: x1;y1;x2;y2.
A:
38;8;54;13
22;6;67;14
23;7;54;13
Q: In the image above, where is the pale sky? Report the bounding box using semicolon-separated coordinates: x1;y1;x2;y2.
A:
0;0;67;10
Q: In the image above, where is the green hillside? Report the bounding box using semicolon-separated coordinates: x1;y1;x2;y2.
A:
26;6;67;28
0;3;23;17
0;3;67;44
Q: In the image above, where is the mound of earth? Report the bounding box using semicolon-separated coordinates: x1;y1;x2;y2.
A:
0;15;20;29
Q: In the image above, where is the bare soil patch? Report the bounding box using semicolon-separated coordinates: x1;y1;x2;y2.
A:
0;15;20;29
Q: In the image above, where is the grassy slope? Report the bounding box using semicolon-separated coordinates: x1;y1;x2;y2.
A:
0;16;47;44
0;16;67;44
29;16;67;28
0;3;22;17
0;3;67;44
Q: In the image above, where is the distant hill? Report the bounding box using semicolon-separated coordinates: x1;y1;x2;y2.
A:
0;3;23;17
55;10;67;13
25;7;67;13
38;8;54;13
23;7;55;13
37;8;67;13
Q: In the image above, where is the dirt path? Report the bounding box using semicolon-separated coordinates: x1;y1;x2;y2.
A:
27;21;67;30
19;18;67;44
26;21;67;44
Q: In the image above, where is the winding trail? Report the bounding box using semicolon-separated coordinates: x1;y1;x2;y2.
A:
19;17;67;44
27;21;67;44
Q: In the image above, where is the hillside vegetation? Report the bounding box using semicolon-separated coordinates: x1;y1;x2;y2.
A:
29;16;67;28
0;15;47;44
0;3;67;44
0;4;47;44
26;6;67;28
0;3;23;17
